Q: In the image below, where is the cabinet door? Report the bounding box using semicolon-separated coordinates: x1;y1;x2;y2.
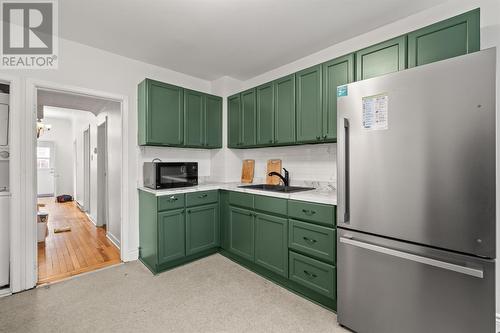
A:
205;95;222;148
255;213;288;277
184;89;204;147
356;36;407;81
158;209;185;264
274;75;296;145
228;94;241;148
322;54;354;141
146;80;184;146
241;89;257;147
256;83;274;146
219;191;230;251
408;9;479;68
229;206;255;261
296;65;322;143
186;203;219;255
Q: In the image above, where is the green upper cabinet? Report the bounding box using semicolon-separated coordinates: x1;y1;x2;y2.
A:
186;203;219;255
322;54;354;141
158;209;186;264
356;36;407;81
138;79;184;146
241;89;257;147
255;213;288;277
408;9;480;68
296;65;322;143
138;79;221;148
274;75;296;145
229;206;255;261
256;82;274;146
204;95;223;148
228;94;242;148
184;89;204;147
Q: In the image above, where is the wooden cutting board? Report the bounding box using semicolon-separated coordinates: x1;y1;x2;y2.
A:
266;159;282;185
241;159;255;184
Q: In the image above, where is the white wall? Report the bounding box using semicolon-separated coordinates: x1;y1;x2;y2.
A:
38;117;74;196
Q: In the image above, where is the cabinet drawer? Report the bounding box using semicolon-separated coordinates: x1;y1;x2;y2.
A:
229;191;254;209
186;190;218;207
289;220;335;263
289;251;336;299
158;194;185;211
254;195;287;216
288;200;335;226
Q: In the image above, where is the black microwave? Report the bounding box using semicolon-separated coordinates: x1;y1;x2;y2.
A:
143;162;198;189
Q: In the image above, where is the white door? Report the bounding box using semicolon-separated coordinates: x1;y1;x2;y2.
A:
97;120;108;227
0;195;9;287
37;141;55;197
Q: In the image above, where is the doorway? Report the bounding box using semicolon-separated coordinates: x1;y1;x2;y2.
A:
36;141;56;197
35;90;122;285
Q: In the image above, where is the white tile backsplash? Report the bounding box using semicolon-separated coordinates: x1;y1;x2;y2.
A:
240;143;336;184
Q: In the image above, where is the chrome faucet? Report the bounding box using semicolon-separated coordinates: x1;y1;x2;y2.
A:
268;168;289;186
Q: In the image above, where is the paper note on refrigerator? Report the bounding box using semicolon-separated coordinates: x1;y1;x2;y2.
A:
362;93;388;130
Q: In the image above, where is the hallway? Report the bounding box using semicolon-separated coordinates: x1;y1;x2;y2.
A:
37;197;120;284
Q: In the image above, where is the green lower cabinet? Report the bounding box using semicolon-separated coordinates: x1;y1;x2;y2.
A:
289;219;335;264
289;251;336;300
219;191;230;250
186;203;219;255
408;9;479;68
229;206;255;261
356;36;407;81
158;209;186;264
254;213;288;277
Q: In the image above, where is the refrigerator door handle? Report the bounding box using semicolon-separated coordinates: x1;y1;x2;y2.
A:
339;236;484;278
338;118;350;224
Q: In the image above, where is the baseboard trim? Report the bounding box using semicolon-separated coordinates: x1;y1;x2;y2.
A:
126;248;139;262
106;233;121;250
0;287;11;298
496;313;500;332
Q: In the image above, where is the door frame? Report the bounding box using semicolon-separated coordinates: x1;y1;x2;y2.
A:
13;78;129;291
36;140;56;197
83;126;91;213
96;118;108;228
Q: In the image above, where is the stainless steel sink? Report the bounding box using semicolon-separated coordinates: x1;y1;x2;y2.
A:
238;184;315;193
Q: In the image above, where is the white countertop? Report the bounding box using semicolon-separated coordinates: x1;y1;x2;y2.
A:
138;182;337;205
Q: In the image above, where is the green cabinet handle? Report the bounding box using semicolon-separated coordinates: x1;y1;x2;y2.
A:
323;135;327;139
303;270;317;278
316;136;321;140
198;193;208;198
187;209;191;214
303;236;317;244
302;209;316;216
169;196;178;202
268;139;273;143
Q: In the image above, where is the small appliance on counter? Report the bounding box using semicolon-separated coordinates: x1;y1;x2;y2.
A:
143;160;198;189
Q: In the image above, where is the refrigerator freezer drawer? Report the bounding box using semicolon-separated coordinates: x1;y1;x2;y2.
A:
337;229;495;333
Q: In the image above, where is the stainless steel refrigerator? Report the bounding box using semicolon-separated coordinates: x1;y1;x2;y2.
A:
336;48;496;333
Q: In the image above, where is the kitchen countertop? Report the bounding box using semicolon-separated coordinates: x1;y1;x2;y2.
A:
138;182;337;205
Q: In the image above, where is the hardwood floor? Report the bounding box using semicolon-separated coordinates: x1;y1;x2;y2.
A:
37;197;121;285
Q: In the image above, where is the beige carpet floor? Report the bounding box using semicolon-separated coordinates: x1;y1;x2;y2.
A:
0;254;349;332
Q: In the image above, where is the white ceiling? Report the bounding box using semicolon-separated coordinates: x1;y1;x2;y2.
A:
60;0;449;81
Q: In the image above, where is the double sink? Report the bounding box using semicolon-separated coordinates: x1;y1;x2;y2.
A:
238;184;315;193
